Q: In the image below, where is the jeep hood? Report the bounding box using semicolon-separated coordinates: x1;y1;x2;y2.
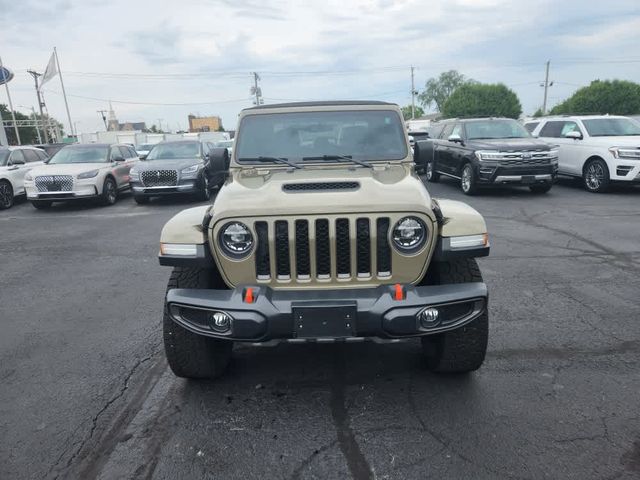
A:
471;138;550;151
212;164;433;220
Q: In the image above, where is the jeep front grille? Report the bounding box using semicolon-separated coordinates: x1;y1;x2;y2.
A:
35;175;73;192
282;182;360;192
141;170;178;187
251;216;393;282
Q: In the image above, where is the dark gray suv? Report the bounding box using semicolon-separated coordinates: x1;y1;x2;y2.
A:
129;140;227;204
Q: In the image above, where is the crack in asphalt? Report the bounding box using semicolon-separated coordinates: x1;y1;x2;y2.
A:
329;345;374;480
49;344;162;479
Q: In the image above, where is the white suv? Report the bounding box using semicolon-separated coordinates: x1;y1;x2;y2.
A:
0;146;49;209
526;115;640;192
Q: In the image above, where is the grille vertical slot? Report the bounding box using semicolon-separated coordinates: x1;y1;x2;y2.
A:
315;219;331;278
376;217;392;276
356;218;371;276
336;219;351;277
275;221;290;278
255;221;270;279
295;220;310;278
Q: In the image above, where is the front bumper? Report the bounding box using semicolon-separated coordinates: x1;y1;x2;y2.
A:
476;164;557;186
131;179;198;196
166;282;488;342
25;184;98;200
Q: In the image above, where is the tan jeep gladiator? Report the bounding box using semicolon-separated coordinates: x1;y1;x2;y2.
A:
158;101;490;378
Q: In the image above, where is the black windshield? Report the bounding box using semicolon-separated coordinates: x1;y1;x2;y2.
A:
236;110;408;164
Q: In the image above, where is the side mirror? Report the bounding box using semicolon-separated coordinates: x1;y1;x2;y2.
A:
565;131;582;140
448;133;463;143
113;156;125;162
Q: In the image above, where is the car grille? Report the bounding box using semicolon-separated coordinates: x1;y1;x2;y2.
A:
282;182;360;192
35;175;73;192
141;170;178;187
496;151;554;166
252;216;394;282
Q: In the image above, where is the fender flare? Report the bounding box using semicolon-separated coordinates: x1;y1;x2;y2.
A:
432;198;490;260
159;205;215;267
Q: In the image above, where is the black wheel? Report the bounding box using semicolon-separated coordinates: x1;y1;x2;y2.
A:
134;195;150;205
421;258;488;373
100;177;118;206
163;267;232;379
529;184;552;194
426;161;440;183
460;163;478;195
195;175;211;201
31;200;53;210
583;158;610;193
0;180;14;209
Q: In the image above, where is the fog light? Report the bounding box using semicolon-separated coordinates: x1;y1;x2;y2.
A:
420;307;440;328
210;312;232;333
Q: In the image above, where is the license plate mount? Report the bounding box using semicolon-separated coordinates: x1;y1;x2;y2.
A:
293;302;357;339
521;175;535;184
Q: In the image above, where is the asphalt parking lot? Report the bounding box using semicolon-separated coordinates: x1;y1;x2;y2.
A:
1;179;639;480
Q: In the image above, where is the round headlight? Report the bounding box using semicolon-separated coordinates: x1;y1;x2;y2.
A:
219;222;253;258
392;217;427;253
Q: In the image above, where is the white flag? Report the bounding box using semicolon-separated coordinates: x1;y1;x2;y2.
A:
40;52;58;88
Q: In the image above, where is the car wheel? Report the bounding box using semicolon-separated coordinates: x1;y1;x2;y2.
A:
196;175;210;201
529;184;552;194
0;180;14;209
426;162;440;183
583;158;610;193
460;163;477;195
421;258;488;373
134;195;150;205
100;177;118;206
32;200;53;210
163;267;232;379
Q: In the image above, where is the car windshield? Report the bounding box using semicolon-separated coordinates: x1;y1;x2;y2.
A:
48;146;109;164
0;150;9;167
236;110;408;164
146;142;200;160
466;120;531;140
138;144;155;150
582;118;640;136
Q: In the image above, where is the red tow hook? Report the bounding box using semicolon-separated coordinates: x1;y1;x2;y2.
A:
394;283;405;301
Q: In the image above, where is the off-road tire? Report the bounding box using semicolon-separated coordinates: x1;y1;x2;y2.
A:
529;184;552;194
100;177;118;206
460;163;478;195
0;180;14;209
31;200;53;210
583;158;610;193
421;258;488;373
134;195;150;205
163;267;232;379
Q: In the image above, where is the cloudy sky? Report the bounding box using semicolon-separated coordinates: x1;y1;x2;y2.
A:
1;0;639;135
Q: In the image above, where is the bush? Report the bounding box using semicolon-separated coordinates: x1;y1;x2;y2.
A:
442;83;522;119
550;80;640;115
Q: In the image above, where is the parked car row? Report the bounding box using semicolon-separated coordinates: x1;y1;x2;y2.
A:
414;114;640;195
0;140;230;210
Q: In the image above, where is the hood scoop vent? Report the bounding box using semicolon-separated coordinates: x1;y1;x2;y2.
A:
282;182;360;193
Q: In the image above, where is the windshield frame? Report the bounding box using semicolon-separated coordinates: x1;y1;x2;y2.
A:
234;109;409;167
582;117;640;137
464;119;532;141
47;145;110;165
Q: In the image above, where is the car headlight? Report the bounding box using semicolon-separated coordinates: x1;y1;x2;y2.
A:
392;217;427;253
219;222;254;258
475;151;503;162
181;164;200;175
24;172;33;181
609;147;640;159
129;168;139;180
77;169;99;179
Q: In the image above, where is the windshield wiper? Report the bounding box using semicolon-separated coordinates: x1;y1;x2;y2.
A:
302;154;373;168
238;156;301;169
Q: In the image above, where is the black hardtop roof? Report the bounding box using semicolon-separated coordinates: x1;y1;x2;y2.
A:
244;100;396;111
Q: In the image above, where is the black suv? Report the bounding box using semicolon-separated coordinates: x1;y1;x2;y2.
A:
129;140;228;204
414;118;558;195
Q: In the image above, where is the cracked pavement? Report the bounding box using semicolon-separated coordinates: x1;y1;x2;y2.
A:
1;179;639;479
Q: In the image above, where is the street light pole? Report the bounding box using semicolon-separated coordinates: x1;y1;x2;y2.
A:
0;56;21;145
410;66;416;120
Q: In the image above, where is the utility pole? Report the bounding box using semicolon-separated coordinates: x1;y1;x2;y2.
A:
157;118;164;132
251;72;263;106
542;60;550;115
97;110;108;130
410;66;416;119
27;69;48;143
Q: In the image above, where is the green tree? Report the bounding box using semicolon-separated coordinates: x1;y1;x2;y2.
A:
401;105;425;120
549;80;640;115
533;108;544;118
1;104;37;145
442;83;522;119
418;70;474;112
